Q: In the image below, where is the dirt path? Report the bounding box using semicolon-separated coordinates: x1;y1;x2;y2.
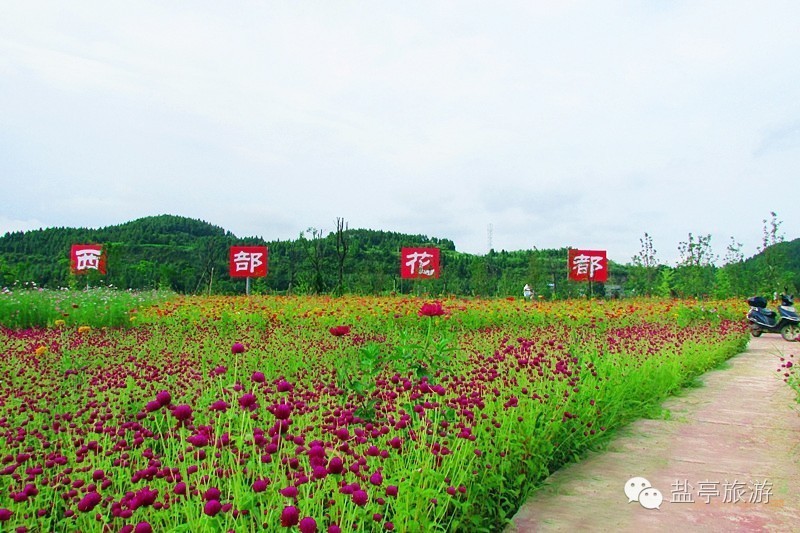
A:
507;335;800;533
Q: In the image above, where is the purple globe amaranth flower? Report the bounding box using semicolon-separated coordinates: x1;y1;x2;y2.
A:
251;371;266;383
0;509;11;521
369;470;383;486
239;393;258;411
252;478;270;493
77;491;102;512
134;523;153;533
173;482;187;496
187;433;209;447
299;517;318;533
276;379;294;392
327;456;344;475
203;487;221;501
204;499;222;517
328;526;342;533
209;400;230;412
279;485;298;499
280;506;300;527
386;485;398;497
352;490;368;506
231;342;245;354
145;400;162;412
271;403;292;420
312;465;328;480
171;404;193;422
156;390;171;406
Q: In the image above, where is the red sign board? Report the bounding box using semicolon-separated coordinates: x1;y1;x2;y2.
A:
568;249;608;282
229;246;268;278
71;244;106;275
400;247;440;279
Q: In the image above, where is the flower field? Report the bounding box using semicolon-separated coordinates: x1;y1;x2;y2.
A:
0;294;750;532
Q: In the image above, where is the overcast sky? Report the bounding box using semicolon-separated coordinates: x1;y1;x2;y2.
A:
2;1;798;265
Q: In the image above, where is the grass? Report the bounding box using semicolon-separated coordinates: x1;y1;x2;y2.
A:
0;287;174;329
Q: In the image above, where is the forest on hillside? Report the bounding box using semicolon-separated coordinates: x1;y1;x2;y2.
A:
0;214;797;298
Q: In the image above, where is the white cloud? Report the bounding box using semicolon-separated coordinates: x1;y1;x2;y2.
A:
1;1;798;264
0;216;46;236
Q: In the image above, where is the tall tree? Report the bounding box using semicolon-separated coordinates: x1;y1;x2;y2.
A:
759;211;787;295
674;233;716;298
629;232;659;295
334;217;349;296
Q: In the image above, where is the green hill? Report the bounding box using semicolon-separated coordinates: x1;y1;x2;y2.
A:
2;215;794;297
0;215;510;295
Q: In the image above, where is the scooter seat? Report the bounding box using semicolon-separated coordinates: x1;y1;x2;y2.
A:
761;309;776;318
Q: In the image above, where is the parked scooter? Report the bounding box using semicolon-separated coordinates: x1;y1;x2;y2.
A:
747;294;800;341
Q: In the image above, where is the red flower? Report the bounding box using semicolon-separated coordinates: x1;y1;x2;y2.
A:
418;302;445;317
231;342;245;354
329;325;351;337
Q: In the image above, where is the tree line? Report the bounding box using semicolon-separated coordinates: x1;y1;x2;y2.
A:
0;214;797;299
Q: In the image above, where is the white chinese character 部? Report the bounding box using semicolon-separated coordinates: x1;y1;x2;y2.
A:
233;251;264;274
405;251;434;276
75;249;102;271
572;254;604;277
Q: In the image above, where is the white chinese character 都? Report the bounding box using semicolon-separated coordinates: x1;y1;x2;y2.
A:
572;254;604;277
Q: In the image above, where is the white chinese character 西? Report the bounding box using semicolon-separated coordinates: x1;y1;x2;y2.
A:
75;249;102;271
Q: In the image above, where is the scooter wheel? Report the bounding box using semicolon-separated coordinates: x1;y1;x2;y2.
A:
780;324;800;342
750;325;762;337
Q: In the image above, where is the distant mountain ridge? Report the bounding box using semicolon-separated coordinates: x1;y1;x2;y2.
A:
0;214;797;297
0;214;463;294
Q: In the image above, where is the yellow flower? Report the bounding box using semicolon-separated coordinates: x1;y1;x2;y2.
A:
35;346;47;356
78;326;91;334
54;319;66;328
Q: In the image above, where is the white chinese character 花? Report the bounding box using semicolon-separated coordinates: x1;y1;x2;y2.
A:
75;249;102;271
405;251;435;276
233;251;264;274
